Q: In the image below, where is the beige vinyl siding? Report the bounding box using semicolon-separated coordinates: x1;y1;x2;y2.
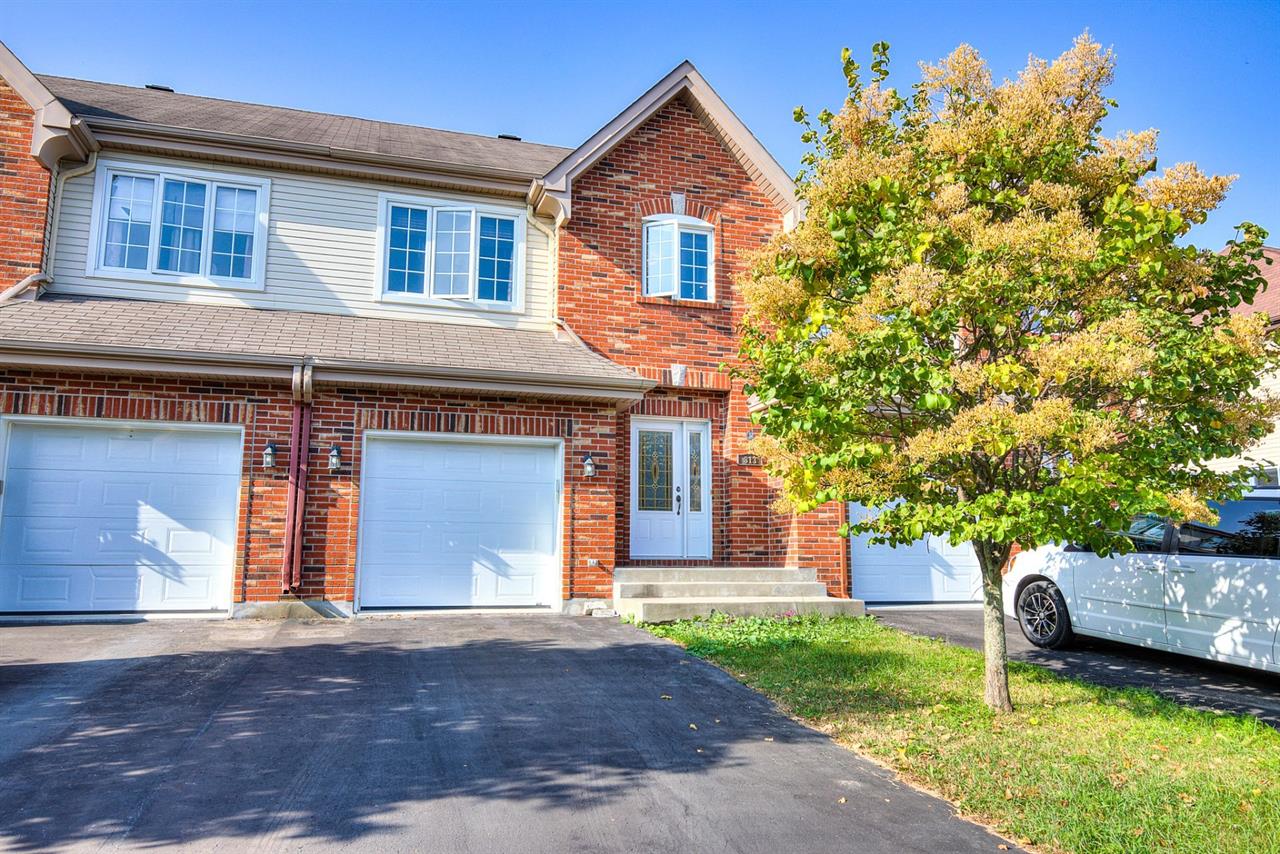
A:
1211;368;1280;480
50;152;555;331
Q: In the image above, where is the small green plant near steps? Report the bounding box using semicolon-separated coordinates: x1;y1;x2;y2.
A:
642;613;1280;854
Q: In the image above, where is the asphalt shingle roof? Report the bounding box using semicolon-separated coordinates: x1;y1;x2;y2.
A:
1242;247;1280;324
0;295;644;388
37;75;572;178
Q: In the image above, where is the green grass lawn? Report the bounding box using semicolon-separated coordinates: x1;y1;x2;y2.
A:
644;613;1280;854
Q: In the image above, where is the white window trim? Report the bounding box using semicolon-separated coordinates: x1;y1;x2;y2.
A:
373;191;526;314
642;213;715;303
85;158;271;292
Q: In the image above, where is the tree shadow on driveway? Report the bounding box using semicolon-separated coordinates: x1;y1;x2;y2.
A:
0;618;1013;854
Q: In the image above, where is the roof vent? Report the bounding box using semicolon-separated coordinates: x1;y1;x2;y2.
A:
496;133;522;141
145;84;175;93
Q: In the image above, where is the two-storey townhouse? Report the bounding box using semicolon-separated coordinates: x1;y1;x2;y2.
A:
0;42;854;618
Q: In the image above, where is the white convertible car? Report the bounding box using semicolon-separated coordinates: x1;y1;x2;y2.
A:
1003;491;1280;674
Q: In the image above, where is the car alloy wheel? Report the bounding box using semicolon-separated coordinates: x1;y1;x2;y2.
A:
1022;588;1059;642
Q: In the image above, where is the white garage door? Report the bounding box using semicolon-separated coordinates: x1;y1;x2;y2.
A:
357;436;560;609
0;421;241;613
849;504;982;603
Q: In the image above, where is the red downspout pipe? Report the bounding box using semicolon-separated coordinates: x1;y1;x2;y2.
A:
289;403;312;589
280;364;314;593
279;402;301;592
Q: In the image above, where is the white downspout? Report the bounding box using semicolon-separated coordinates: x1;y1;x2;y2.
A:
526;204;559;329
42;151;98;278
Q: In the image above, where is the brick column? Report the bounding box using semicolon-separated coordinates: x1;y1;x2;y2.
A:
0;77;52;288
783;501;850;598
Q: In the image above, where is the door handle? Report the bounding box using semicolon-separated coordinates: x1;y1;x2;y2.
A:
1168;565;1196;574
675;486;682;516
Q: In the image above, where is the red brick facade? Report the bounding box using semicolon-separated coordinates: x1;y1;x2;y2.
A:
0;77;50;288
0;370;622;606
557;94;848;593
0;83;850;609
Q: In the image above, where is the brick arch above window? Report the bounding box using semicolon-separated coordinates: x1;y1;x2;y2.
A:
635;196;721;226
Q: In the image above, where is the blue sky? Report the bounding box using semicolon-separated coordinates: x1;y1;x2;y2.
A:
4;0;1276;248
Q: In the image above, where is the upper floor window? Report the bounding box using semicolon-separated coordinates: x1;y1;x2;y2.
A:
643;214;714;302
89;160;270;290
377;193;524;310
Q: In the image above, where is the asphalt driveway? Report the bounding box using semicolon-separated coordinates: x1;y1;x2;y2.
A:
872;606;1280;727
0;615;1014;853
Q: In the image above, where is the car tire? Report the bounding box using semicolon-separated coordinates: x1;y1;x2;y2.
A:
1016;580;1074;649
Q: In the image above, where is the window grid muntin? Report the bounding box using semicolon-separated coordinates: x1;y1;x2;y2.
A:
477;215;516;302
103;174;155;270
157;179;207;275
679;230;709;301
643;216;713;301
94;164;267;287
644;222;677;296
377;196;522;308
638;430;673;512
386;204;430;294
431;209;474;298
210;186;259;280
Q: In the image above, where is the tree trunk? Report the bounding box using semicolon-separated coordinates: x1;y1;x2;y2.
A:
975;540;1014;713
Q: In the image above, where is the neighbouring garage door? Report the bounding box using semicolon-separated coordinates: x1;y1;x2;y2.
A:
848;503;982;603
0;421;242;614
357;435;560;609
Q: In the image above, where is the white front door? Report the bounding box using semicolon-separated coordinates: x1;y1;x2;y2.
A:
630;419;711;559
0;420;242;613
357;434;560;609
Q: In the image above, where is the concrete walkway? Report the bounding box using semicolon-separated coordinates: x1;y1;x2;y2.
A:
0;615;1014;853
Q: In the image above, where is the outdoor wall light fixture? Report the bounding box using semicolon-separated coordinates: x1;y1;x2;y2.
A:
262;442;278;469
328;444;342;472
582;453;597;478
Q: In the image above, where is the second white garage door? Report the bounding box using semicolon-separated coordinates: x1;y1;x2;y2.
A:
357;435;561;609
848;503;982;603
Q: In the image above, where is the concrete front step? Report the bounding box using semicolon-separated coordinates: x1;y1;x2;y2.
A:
613;567;816;583
618;596;865;624
614;581;831;599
